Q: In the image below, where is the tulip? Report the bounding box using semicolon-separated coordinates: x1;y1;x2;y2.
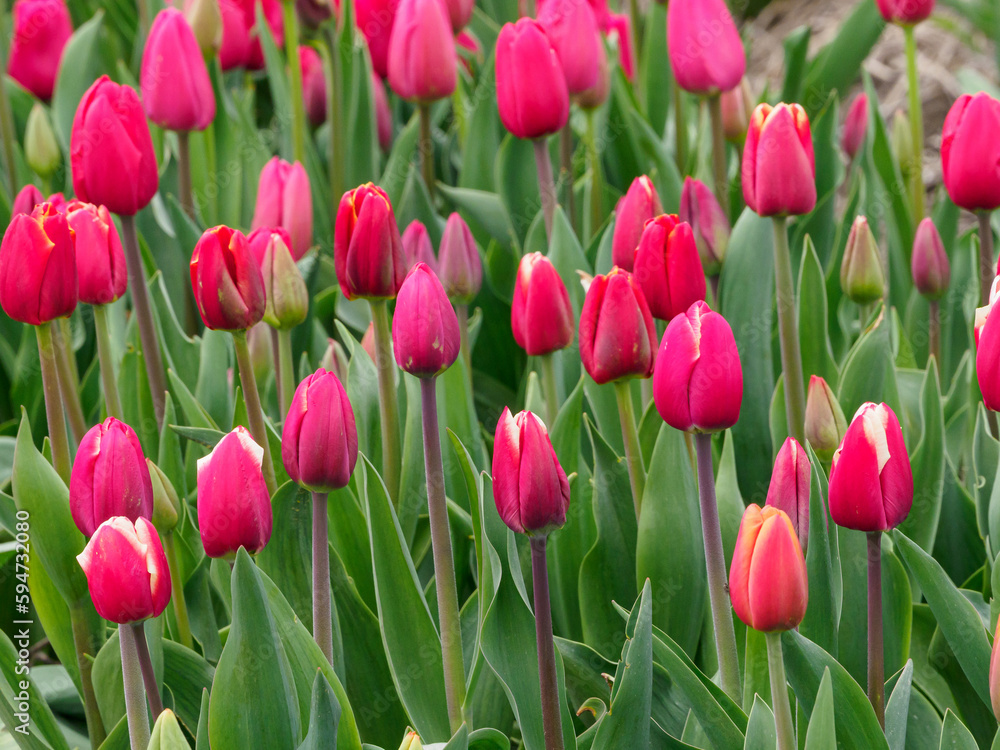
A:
66;201;128;307
70;77;159;217
667;0;745;96
319;338;349;383
197;427;273;557
891;110;914;175
941;93;1000;213
840;216;885;304
679;176;731;277
392;263;461;378
11;184;43;216
77;516;171;624
876;0;934;25
991;620;1000;723
334;183;406;300
742;102;816;218
841;93;869;161
438;213;482;304
579;267;657;385
301;47;327;127
190;226;266;331
373;73;393;151
251;157;314;260
402;220;439;273
632;215;706;322
495;19;570;140
611;176;663;271
764;437;811;553
441;0;471;32
25;103;60;178
70;418;154;538
356;0;399;79
804;375;847;462
256;230;308;331
218;0;283;71
911;218;950;299
538;0;601;95
720;78;753;143
141;8;216;132
575;41;609;110
183;0;223;58
399;731;423;750
7;0;72;101
147;460;180;533
387;0;457;102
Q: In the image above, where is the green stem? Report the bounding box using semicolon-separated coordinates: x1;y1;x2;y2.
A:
708;95;728;219
35;323;71;484
69;603;106;747
419;103;435;200
284;0;307;163
533;138;558;242
979;211;995;306
613;380;645;519
586;110;602;241
531;536;565;750
420;378;466;733
559;125;575;230
765;632;795;750
119;623;150;750
771;217;806;445
457;304;473;389
928;300;940;374
903;25;925;224
370;300;401;505
867;531;885;729
674;85;687;174
539;354;560;428
312;491;334;663
53;319;87;444
277;328;296;415
452;84;467;147
628;0;642;77
232;329;278;494
162;533;193;649
695;433;742;704
323;28;344;213
93;305;124;419
177;131;194;219
132;623;163;718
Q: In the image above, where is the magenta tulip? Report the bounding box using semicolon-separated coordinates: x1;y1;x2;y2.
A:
65;201;127;306
402;220;439;273
941;93;1000;213
373;72;393;151
742;102;816;218
537;0;601;95
632;215;707;322
251;157;313;260
911;218;950;300
511;252;575;356
977;283;1000;410
841;93;869;161
218;0;283;71
495;19;569;140
612;175;662;271
441;0;471;32
11;184;44;217
387;0;457;102
438;212;482;304
356;0;399;79
764;437;811;553
679;176;731;276
300;46;328;127
667;0;745;95
7;0;72;101
392;262;461;378
334;183;406;300
190;226;266;331
876;0;934;25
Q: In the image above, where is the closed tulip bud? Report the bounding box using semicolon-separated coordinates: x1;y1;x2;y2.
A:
65;201;127;306
190;226;266;331
667;0;745;96
941;93;1000;213
496;19;570;140
387;0;456;102
840;216;885;304
580;267;658;384
373;73;393;151
876;0;934;25
282;368;359;492
251;157;314;260
538;0;601;95
804;375;847;462
147;460;180;533
612;176;663;271
512;253;574;356
729;504;808;632
632;215;706;322
11;184;44;217
492;407;570;536
765;437;811;553
841;93;869;161
679;177;731;276
399;731;423;750
0;202;76;325
402;221;438;273
77;517;171;624
197;427;272;557
356;0;399;79
911;218;950;300
142;8;216;132
257;230;309;330
653;300;742;432
891;110;914;177
334;183;406;300
392;263;461;377
720;78;754;144
441;0;471;32
300;47;327;127
25;104;60;178
218;0;283;70
828;402;913;532
7;0;72;101
183;0;223;58
742;102;816;218
991;620;1000;723
70;77;159;216
575;42;609;111
976;278;1000;349
438;213;482;303
977;281;1000;409
319;338;349;383
605;13;634;81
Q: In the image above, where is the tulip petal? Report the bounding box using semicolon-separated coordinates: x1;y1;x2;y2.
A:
746;510;808;631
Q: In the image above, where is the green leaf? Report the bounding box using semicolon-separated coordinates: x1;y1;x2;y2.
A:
51;11;105;153
803;668;836;750
0;628;71;750
148;709;190;750
298;671;342;750
796;236;838;387
436;186;517;249
837;306;900;418
885;660;913;750
939;709;978;750
162;640;214;734
742;695;776;750
496;134;540;247
799;444;840;655
780;26;812;103
897;364;945;551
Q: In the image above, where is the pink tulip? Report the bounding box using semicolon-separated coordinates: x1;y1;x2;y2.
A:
511;253;574;356
742;102;816;218
911;217;950;300
496;19;569;140
441;0;471;32
300;46;327;127
372;72;393;151
438;212;482;304
218;0;283;71
402;220;439;273
667;0;745;95
632;215;707;322
720;78;753;143
7;0;72;101
356;0;400;79
764;437;811;553
975;277;1000;349
392;262;461;378
65;201;127;306
538;0;601;95
604;12;633;81
941;93;1000;213
978;280;1000;409
876;0;934;25
11;184;44;217
387;0;457;102
190;226;266;331
334;183;406;300
251;157;313;260
612;175;662;271
841;93;869;161
679;176;730;276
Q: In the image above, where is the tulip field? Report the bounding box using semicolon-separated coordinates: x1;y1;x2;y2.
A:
4;0;1000;746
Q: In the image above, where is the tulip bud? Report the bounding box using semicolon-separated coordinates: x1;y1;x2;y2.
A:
720;78;753;144
511;254;574;356
399;731;423;750
991;619;1000;723
729;504;808;632
142;8;217;132
804;375;847;462
579;267;658;384
190;226;266;331
319;338;350;383
876;0;934;25
387;0;456;102
575;42;610;111
356;0;399;79
841;93;869;161
402;221;439;273
538;0;602;95
257;230;309;330
441;0;471;32
218;0;283;71
828;402;913;532
301;47;328;127
147;459;180;533
25;104;60;178
496;19;570;140
392;263;461;378
7;0;72;101
11;184;43;217
70;77;159;216
438;213;482;304
77;517;172;624
840;216;885;304
653;300;742;432
492;407;571;536
66;201;128;306
679;176;731;276
632;215;706;322
667;0;745;96
977;280;1000;410
941;92;1000;213
0;202;77;326
742;102;816;218
334;183;406;300
373;73;393;151
197;427;272;557
765;437;811;553
611;176;663;271
183;0;223;58
282;368;359;492
891;110;914;177
251;157;314;260
911;218;950;300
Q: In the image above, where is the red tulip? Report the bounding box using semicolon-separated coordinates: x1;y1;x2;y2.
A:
0;202;76;325
373;72;393;151
441;0;471;32
282;368;359;492
495;19;569;140
941;93;1000;213
841;93;869;161
190;226;266;331
356;0;399;79
392;262;461;377
218;0;283;71
65;201;127;306
361;321;377;361
300;46;327;127
579;267;657;384
804;375;847;462
388;0;457;102
632;215;706;322
667;0;745;95
251;157;313;260
653;300;742;433
538;0;601;95
612;176;662;271
876;0;934;25
334;183;406;300
764;437;811;553
511;253;574;356
729;504;808;632
7;0;72;101
11;184;44;217
438;212;482;304
911;218;950;300
402;220;439;273
828;402;913;532
70;77;159;216
679;177;731;276
742;102;816;218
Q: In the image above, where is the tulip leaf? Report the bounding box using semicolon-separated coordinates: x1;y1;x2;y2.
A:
195;329;234;431
148;709;189;750
166;369;220;431
496;134;540;248
897;363;945;552
26;544;82;695
436;185;518;249
162;640;214;734
298;671;342;750
336;322;383;488
797;236;839;388
837;305;900;418
973;404;998;542
51;10;105;153
0;628;71;750
803;668;836;750
885;660;914;750
799;443;841;655
940;709;979;750
742;694;776;750
549;206;591;312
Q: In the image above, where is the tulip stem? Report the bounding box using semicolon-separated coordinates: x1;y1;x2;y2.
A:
674;85;687;173
119;623;150;750
586;110;603;241
177;131;195;219
928;300;940;374
370;300;402;505
93;305;124;420
132;623;163;718
310;491;335;664
323;28;345;215
284;0;307;164
52;319;87;444
69;603;106;747
765;632;795;750
419;103;436;200
867;530;885;729
771;217;806;445
559;125;575;230
613;380;645;519
120;215;167;427
533;138;558;242
531;536;565;750
457;304;473;380
277;328;296;415
539;354;560;428
161;533;193;649
708;95;729;217
232;329;278;495
420;378;467;734
35;323;71;484
903;25;925;223
979;211;995;306
695;432;742;704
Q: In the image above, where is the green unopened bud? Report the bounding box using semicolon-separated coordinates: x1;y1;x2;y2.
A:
147;459;180;532
840;215;885;304
262;233;309;330
185;0;223;59
25;104;60;178
398;731;423;750
805;375;848;462
891;110;913;177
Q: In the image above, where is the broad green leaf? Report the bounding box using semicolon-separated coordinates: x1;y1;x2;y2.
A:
797;236;838;387
743;695;776;750
803;668;836;750
940;709;978;750
298;671;342;750
436;186;518;249
897;364;945;551
885;660;913;750
162;640;214;734
148;710;190;750
496;134;540;247
973;405;998;542
799;444;840;655
780;26;811;103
